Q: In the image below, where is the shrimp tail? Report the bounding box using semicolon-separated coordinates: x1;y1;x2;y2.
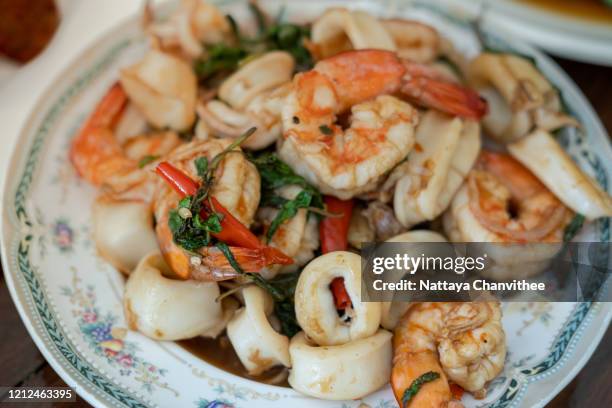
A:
401;77;487;120
400;61;487;120
70;83;129;183
197;246;293;281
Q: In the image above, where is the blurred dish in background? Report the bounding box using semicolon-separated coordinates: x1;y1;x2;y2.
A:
516;0;612;24
0;0;60;63
431;0;612;66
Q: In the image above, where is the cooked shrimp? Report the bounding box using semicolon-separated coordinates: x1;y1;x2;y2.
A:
469;53;578;142
70;83;181;199
278;50;486;199
453;150;570;243
444;151;570;279
392;302;506;407
153;139;262;280
145;0;230;59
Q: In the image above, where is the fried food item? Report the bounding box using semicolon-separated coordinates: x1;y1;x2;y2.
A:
0;0;60;63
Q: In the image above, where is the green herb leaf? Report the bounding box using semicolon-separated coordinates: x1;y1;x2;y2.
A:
178;197;192;208
319;124;333;135
226;14;241;39
168;209;184;234
264;272;301;337
138;155;159;168
171;204;211;251
215;242;245;273
194;44;248;80
209;127;257;174
564;213;585;242
215;240;302;337
248;151;324;218
260;190;289;208
195;212;223;234
266;190;312;242
195;157;208;178
401;371;441;407
274;299;300;337
248;1;268;35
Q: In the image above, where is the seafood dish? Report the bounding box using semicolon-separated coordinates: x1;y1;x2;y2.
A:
67;1;612;406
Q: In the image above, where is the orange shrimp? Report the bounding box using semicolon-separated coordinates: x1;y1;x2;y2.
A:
278;49;486;199
70;83;180;198
467;151;569;242
392;302;505;407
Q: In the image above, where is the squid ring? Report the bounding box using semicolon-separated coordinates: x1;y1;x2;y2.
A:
226;286;290;375
294;251;381;346
93;196;159;274
124;252;226;340
218;51;295;110
288;330;392;400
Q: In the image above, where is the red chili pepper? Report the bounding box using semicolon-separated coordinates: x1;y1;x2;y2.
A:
449;383;465;400
155;161;293;266
330;277;352;310
207;197;261;249
156;162;199;196
319;196;354;253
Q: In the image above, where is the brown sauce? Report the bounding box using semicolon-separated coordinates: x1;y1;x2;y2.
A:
516;0;612;24
179;334;290;388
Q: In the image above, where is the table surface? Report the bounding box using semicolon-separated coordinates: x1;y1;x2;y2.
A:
0;56;611;408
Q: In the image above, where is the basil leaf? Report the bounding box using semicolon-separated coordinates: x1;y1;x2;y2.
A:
168;210;184;234
248;1;268;35
319;124;333;135
266;190;312;242
202;213;223;234
260;191;289;208
178;197;192;208
249;152;315;191
564;213;585;242
195;157;208;178
274;300;300;338
138;155;159;168
215;242;245;273
401;371;440;407
194;44;248;80
214;244;302;338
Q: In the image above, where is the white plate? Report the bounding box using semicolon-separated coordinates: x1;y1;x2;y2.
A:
429;0;612;66
2;1;611;407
